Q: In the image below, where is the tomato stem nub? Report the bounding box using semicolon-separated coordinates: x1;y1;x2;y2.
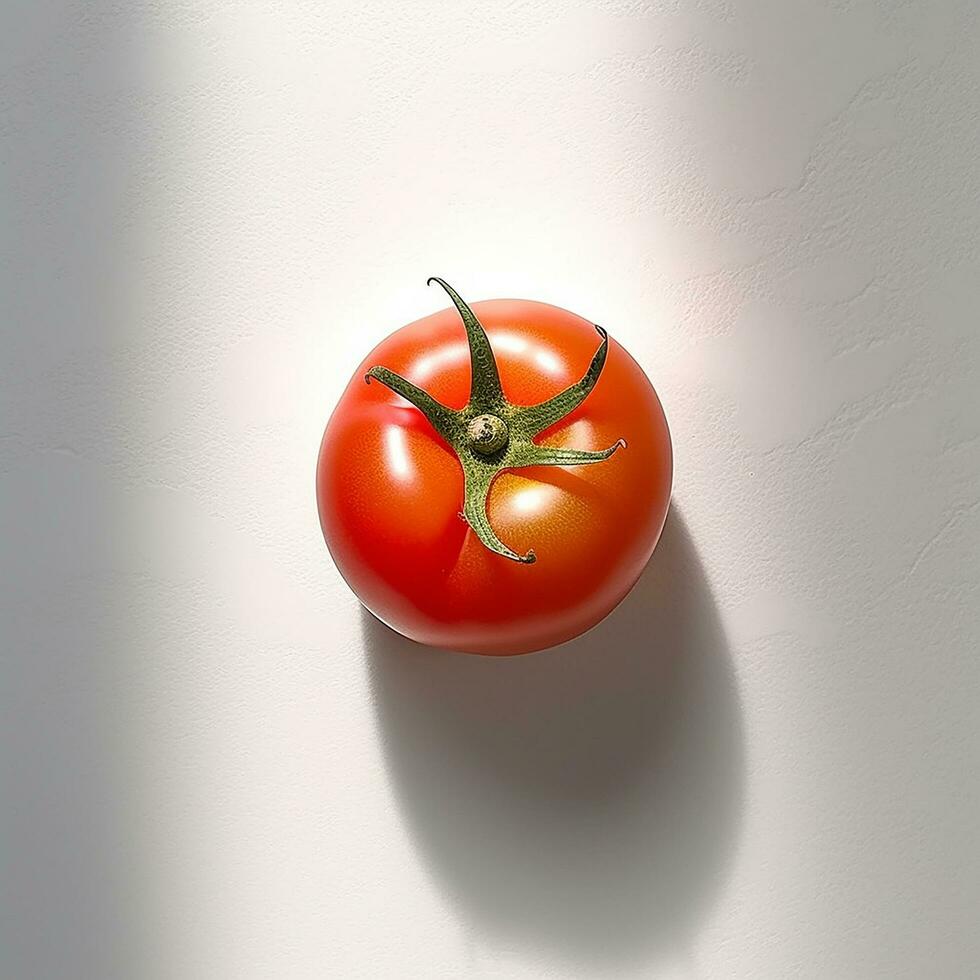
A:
466;414;509;455
364;279;625;564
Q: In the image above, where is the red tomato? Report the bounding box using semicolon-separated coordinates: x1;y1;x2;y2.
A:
316;284;672;655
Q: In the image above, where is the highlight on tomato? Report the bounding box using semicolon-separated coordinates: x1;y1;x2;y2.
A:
316;278;672;656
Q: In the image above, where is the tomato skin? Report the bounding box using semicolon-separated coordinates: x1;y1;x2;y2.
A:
317;298;672;656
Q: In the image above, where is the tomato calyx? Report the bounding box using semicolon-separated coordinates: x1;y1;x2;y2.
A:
364;278;626;564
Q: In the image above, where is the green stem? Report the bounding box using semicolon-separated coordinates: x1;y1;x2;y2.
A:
363;280;625;563
463;470;536;564
520;326;609;436
427;277;505;411
509;439;627;469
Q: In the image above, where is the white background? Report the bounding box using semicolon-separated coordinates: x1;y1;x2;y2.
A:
3;1;979;977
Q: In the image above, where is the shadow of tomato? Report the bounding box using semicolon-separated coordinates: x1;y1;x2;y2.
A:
364;507;744;970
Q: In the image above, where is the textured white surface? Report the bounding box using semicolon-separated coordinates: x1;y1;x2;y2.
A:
3;1;979;977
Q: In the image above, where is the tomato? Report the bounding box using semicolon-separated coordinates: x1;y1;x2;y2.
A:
316;280;672;655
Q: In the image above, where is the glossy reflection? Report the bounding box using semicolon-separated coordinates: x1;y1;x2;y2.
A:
408;341;468;389
501;480;555;519
382;426;413;482
491;330;566;380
